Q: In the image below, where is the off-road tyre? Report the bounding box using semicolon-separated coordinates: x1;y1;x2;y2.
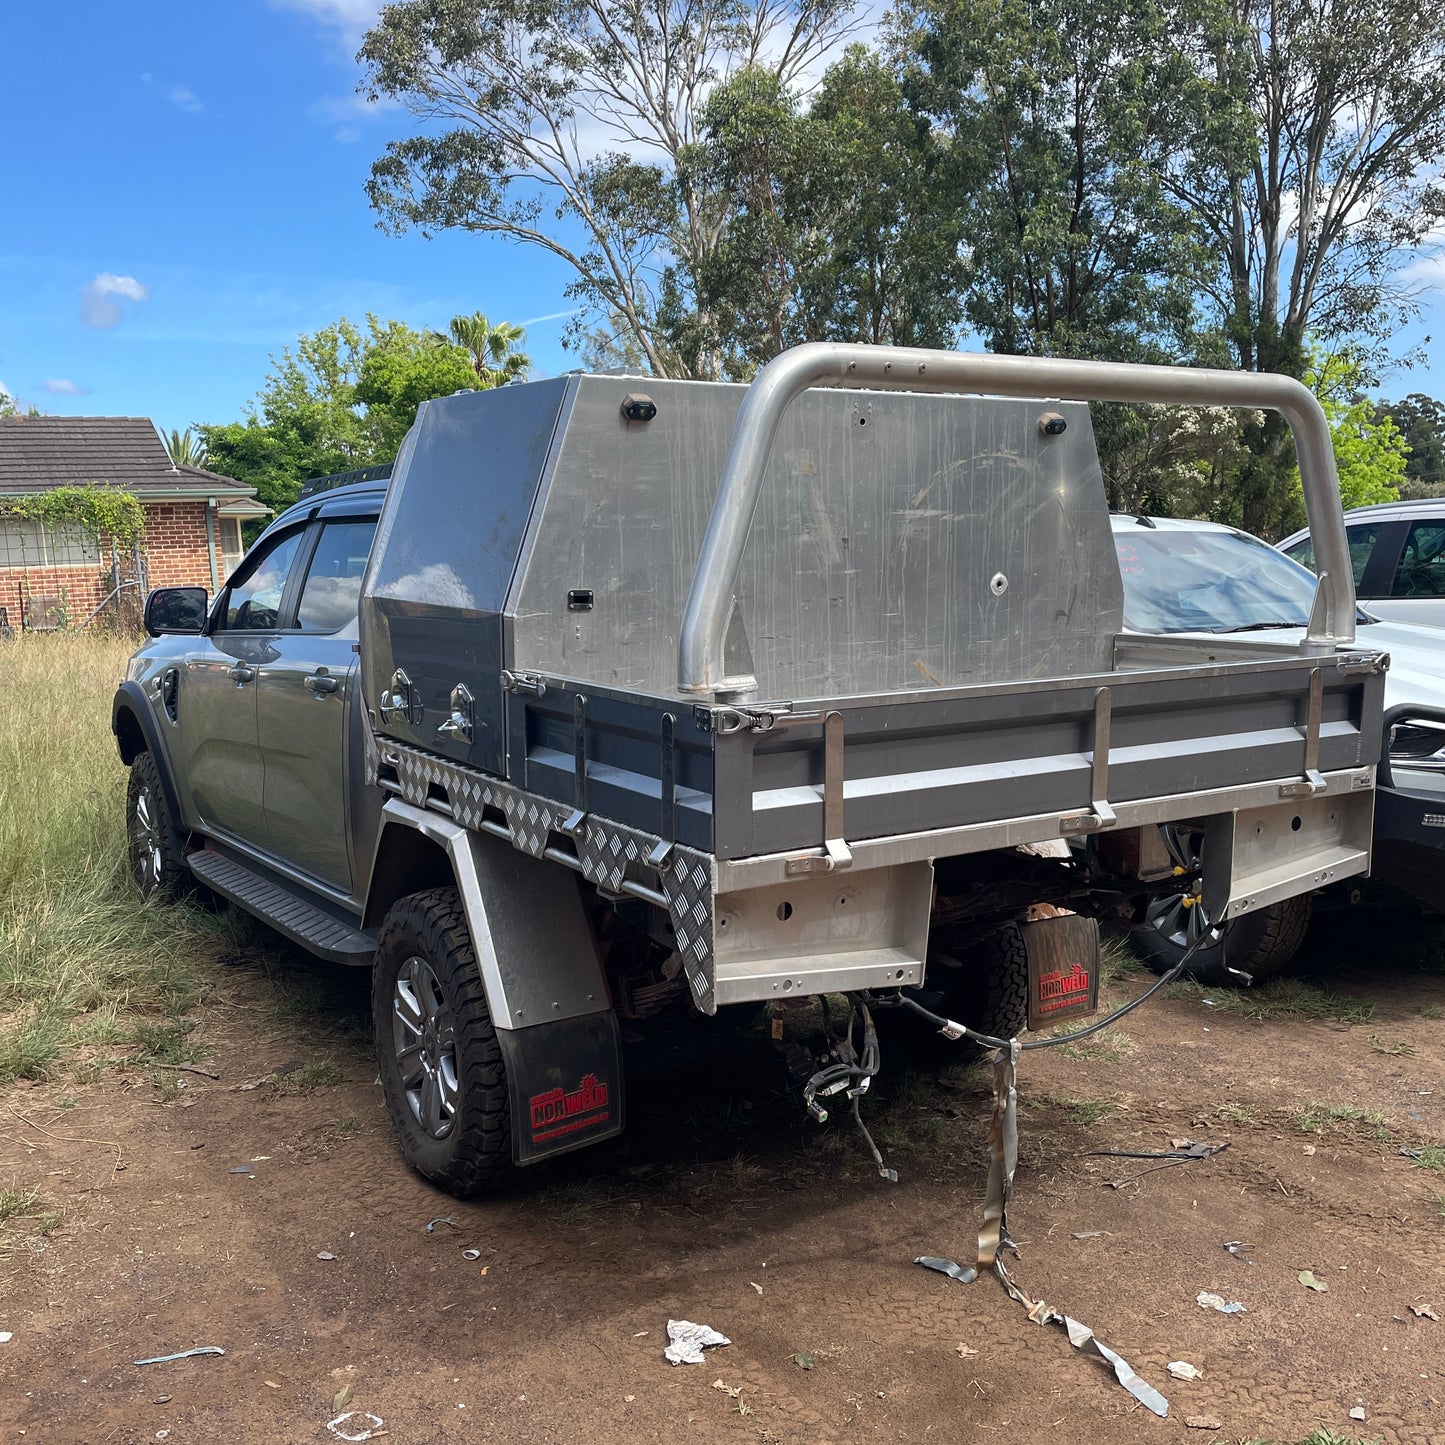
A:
1131;894;1311;986
938;923;1032;1043
888;920;1039;1062
373;887;514;1197
125;751;188;902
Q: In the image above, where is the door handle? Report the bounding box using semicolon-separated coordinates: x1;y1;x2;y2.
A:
227;664;256;686
305;672;340;696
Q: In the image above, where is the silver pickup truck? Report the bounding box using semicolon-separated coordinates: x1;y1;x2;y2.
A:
114;345;1386;1196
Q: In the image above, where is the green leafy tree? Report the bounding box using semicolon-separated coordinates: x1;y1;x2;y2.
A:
891;0;1210;365
1157;0;1445;534
0;388;16;419
444;311;530;387
673;51;964;378
197;419;304;519
358;0;860;379
1374;394;1445;498
355;338;479;456
163;427;208;469
1269;351;1406;528
199;315;481;515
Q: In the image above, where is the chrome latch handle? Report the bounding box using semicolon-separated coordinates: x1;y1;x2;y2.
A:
378;667;424;726
436;682;474;744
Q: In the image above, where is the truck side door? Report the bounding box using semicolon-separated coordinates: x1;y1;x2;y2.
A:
257;516;378;891
180;527;307;845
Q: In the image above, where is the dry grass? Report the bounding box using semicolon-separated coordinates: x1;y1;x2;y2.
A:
0;631;243;1082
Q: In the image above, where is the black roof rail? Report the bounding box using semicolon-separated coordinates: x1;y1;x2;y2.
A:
297;461;394;500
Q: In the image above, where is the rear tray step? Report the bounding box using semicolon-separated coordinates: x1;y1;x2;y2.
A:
187;849;375;963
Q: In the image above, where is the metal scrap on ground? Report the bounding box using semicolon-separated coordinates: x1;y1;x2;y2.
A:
133;1346;226;1366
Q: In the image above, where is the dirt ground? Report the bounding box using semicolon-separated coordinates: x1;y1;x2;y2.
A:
3;914;1444;1445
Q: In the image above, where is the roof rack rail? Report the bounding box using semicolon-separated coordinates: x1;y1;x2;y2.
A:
298;461;394;500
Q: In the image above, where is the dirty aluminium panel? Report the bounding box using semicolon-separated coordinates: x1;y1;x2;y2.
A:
505;377;1122;701
359;378;574;776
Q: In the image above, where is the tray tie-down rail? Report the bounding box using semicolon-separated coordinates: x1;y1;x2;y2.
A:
678;343;1357;699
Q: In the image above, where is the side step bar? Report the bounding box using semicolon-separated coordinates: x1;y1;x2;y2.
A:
187;849;376;964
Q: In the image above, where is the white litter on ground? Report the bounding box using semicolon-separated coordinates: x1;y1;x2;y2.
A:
664;1320;731;1366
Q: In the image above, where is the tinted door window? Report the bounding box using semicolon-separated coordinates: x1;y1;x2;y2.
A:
223;531;304;630
1281;523;1381;588
1391;522;1445;598
295;520;377;632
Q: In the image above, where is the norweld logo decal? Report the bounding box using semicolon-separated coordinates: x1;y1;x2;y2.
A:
1424;813;1445;828
530;1074;610;1143
1035;962;1092;1013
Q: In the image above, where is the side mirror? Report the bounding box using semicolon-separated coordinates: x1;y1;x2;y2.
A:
144;586;209;637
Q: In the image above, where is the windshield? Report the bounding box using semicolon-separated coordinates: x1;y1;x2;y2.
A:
1115;526;1318;633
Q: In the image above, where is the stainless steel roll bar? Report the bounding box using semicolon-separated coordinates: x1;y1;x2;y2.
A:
677;343;1355;696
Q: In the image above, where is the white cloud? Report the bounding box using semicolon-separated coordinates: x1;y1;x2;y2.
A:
169;84;204;113
81;273;150;330
309;92;396;142
42;378;87;396
310;93;390;122
521;308;582;327
271;0;382;48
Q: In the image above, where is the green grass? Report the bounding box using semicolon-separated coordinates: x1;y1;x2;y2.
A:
1292;1103;1390;1139
0;1186;61;1247
1409;1146;1445;1173
1245;1433;1380;1445
0;632;244;1083
1364;1033;1415;1057
272;1060;346;1094
1167;976;1374;1026
1099;932;1143;980
1418;1003;1444;1021
1218;1101;1257;1124
1062;1097;1118;1126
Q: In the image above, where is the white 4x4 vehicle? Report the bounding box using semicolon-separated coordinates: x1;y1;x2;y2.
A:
1280;499;1445;629
1113;514;1445;982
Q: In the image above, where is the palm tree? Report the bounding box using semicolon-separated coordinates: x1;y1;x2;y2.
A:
446;312;530;388
165;427;208;469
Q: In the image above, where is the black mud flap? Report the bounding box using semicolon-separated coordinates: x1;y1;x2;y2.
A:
496;1011;625;1166
1022;914;1100;1031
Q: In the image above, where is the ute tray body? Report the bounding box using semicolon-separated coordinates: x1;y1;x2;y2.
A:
359;362;1385;1012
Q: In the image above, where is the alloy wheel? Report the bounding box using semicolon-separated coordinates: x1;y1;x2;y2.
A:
392;956;460;1139
129;784;164;897
1141;825;1212;950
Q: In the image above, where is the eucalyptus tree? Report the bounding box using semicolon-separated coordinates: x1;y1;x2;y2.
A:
1159;0;1445;532
358;0;860;378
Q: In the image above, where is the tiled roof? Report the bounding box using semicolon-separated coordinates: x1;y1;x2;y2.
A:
0;416;252;495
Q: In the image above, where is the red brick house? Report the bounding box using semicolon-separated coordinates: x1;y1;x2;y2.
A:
0;416;267;628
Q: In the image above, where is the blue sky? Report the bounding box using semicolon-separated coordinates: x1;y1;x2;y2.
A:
2;0;1443;436
0;0;582;434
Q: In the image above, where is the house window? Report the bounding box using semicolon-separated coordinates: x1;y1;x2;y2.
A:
0;517;104;570
219;517;244;578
